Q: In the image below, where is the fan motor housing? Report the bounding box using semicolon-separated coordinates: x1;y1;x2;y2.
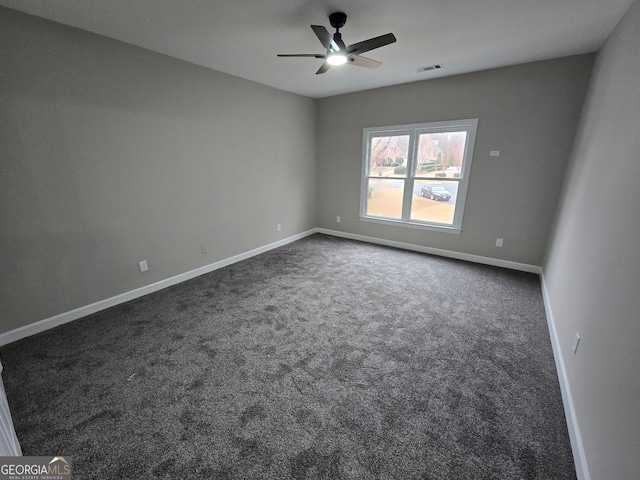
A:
329;12;347;30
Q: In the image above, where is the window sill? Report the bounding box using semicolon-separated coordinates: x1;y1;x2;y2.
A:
359;215;461;234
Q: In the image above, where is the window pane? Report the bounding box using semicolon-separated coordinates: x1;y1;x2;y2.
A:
369;135;410;178
410;180;456;225
415;131;467;179
366;178;404;219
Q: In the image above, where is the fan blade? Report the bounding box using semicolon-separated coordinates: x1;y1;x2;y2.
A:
347;33;396;55
311;25;340;51
277;54;326;58
316;62;332;75
348;54;382;69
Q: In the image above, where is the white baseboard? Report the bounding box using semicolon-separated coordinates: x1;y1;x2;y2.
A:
0;227;541;346
540;272;590;480
0;229;317;347
317;228;542;274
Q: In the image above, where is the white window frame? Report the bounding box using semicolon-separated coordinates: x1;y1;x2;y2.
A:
359;118;478;234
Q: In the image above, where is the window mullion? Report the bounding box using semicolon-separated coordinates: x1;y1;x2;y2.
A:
401;131;417;220
401;178;413;220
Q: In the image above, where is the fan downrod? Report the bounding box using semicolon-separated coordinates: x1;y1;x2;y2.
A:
329;12;347;30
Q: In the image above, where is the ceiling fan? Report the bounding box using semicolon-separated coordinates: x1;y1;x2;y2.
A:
277;12;397;75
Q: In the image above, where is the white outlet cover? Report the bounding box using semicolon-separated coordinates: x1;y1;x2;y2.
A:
496;238;504;247
139;260;148;272
490;150;501;157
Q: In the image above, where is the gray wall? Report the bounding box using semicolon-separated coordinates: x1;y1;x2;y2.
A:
0;8;317;334
317;56;594;266
543;0;640;478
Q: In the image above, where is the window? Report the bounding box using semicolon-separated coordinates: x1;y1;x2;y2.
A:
360;119;477;233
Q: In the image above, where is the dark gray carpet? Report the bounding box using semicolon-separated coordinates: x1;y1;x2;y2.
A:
1;234;575;479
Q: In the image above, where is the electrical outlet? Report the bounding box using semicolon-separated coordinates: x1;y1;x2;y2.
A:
495;238;503;247
490;150;501;157
277;223;281;232
336;216;341;223
139;260;148;272
201;245;207;254
573;333;581;354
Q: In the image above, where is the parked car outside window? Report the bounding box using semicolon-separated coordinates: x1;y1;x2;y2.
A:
420;184;451;201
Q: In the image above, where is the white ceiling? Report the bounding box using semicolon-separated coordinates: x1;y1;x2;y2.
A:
0;0;633;98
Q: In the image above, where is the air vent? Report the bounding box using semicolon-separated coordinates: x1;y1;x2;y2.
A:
417;64;443;73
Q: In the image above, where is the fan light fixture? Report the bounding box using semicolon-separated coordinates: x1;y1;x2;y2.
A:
327;52;347;65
